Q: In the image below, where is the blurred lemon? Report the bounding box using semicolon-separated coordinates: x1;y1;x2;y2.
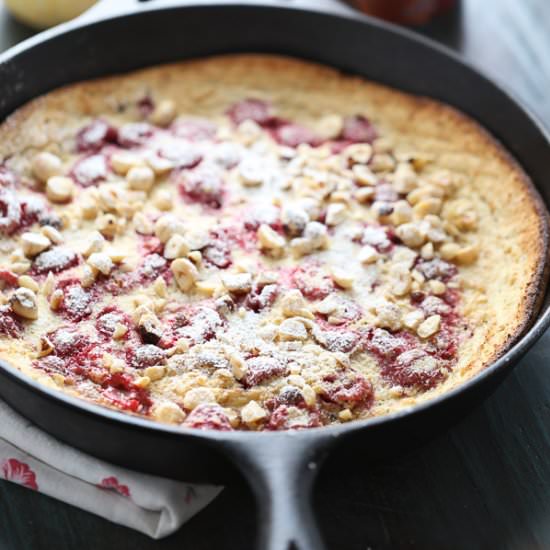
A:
5;0;98;29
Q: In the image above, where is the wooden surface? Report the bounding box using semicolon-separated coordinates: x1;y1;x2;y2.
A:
1;1;550;548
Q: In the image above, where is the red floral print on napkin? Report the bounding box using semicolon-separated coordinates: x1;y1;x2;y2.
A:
1;458;38;490
98;476;130;497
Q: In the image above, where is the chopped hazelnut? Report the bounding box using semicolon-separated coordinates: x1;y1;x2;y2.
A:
221;272;253;294
374;301;402;331
278;318;308;341
395;223;424;248
153;402;186;424
352;164;377;186
414;197;442;217
155;214;185;243
403;310;425;330
96;214;119;239
153;276;168;298
417;314;441;338
454;244;478;265
132;212;154;235
358;245;380;264
164;234;190;260
33;152;62;183
144;365;166;381
111;151;143;175
46;176;74;203
171;258;198;292
112;323;128;340
87;252;114;276
41;225;63;244
392;200;413;225
126;165;155;192
257;224;286;251
241;400;267;424
420;242;434;260
325;203;347;226
149;99;177;127
428;280;446;295
82;231;105;257
152;189;173;211
10;287;38;320
439;242;461;261
280;289;311;318
21;232;51;257
330;266;354;289
183;387;216;410
346;143;373;165
17;275;39;293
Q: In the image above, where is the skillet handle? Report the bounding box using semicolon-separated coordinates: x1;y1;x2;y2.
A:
225;433;333;550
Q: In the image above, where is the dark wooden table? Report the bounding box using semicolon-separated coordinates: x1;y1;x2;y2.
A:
1;1;550;548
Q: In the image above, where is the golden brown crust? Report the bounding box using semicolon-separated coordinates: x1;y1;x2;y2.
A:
0;54;546;425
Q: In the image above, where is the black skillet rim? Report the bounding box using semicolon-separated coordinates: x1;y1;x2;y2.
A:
0;1;549;446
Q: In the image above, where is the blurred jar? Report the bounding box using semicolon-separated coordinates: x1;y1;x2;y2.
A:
5;0;97;29
344;0;457;25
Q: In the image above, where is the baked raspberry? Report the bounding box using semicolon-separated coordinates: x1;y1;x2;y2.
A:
365;328;413;359
243;204;281;231
385;348;447;390
0;270;19;287
321;372;374;409
183;404;233;431
178;164;224;209
313;328;360;353
76;119;118;152
175;307;223;345
158;142;202;169
0;188;22;235
48;327;85;357
38;212;63;229
21;196;45;226
416;258;457;282
315;294;362;324
32;247;79;274
212;142;242;169
137;96;154;117
71;154;108;186
117;122;154;148
0;305;21;337
96;306;131;339
289;265;334;300
266;405;321;430
272;124;319;148
242;356;288;387
243;284;279;312
420;295;451;316
55;280;93;321
172;118;217;141
359;225;393;252
227;99;273;126
278;386;306;407
203;240;232;269
341;115;377;143
137;253;168;283
101;372;152;413
430;325;459;361
129;345;166;368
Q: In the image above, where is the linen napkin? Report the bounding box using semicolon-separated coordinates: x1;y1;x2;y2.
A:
0;400;221;538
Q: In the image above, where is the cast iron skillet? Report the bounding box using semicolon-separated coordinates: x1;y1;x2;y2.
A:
1;1;550;548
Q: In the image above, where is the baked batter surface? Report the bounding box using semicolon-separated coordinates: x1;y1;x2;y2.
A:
0;55;545;430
